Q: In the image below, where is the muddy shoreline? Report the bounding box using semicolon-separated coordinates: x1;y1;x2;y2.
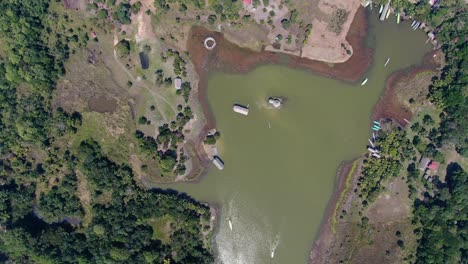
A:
187;7;371;169
308;52;441;264
372;50;440;125
309;159;359;263
184;5;441;263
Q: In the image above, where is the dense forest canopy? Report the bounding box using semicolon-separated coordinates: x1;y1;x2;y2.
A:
0;1;213;263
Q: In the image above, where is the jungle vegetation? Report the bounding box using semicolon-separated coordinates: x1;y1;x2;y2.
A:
0;1;213;262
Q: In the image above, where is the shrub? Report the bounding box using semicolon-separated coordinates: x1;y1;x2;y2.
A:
116;39;130;57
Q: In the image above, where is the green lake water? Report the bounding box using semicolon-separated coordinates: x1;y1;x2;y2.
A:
165;11;431;264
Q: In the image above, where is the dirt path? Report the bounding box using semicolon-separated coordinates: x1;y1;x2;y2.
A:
112;32;177;121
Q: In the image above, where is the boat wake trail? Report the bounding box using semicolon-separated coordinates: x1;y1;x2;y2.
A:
269;233;280;259
216;196;271;264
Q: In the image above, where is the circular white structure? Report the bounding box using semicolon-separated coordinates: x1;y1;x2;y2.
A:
204;37;216;50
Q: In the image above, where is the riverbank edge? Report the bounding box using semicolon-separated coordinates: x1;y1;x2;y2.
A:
307;50;441;263
184;6;371;181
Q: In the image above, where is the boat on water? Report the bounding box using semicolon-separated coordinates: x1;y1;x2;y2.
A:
213;156;225;170
368;147;379;153
411;20;416;27
379;5;383;13
384;57;390;67
368;139;375;147
397;13;400;24
361;78;368;85
373;120;381;125
386;8;391;19
233;104;249;115
372;153;382;158
228;218;233;231
413;22;420;30
271;249;275;259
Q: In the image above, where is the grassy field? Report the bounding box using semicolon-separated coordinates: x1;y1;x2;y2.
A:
148;215;174;244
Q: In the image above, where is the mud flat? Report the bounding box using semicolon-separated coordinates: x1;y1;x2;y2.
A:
372;51;440;125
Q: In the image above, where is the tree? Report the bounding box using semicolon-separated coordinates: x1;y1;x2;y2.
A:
112;2;132;24
97;9;108;19
281;19;290;29
208;15;217;25
116;39;131;57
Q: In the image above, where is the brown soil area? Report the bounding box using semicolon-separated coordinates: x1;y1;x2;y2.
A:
63;0;81;10
372;51;440;125
88;97;118;113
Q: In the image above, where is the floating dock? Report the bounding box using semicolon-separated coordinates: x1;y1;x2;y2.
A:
212;155;225;170
233;104;249;115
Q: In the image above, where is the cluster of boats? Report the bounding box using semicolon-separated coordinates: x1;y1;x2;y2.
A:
411;20;422;30
377;1;401;24
368;121;381;159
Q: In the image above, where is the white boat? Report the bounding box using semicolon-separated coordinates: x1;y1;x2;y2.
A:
397;13;400;24
367;147;379;153
411;20;416;27
384;58;390;67
271;249;275;259
228;218;233;231
361;78;368;86
372;153;381;158
386;8;391;19
212;156;224;170
368;139;375;147
379;5;383;13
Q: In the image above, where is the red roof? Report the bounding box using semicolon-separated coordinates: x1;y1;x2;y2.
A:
428;161;439;170
243;0;251;5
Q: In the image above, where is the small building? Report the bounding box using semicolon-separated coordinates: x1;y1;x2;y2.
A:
428;161;439;171
233;104;249;115
174;77;182;90
212;156;224;170
427;32;435;41
90;32;97;39
419;157;431;171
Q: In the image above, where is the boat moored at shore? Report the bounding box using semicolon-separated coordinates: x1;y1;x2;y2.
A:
212;155;225;170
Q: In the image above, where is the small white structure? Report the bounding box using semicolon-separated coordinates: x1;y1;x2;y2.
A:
233;104;249;115
212;155;224;170
204;37;216;50
174;77;182;90
268;97;282;108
